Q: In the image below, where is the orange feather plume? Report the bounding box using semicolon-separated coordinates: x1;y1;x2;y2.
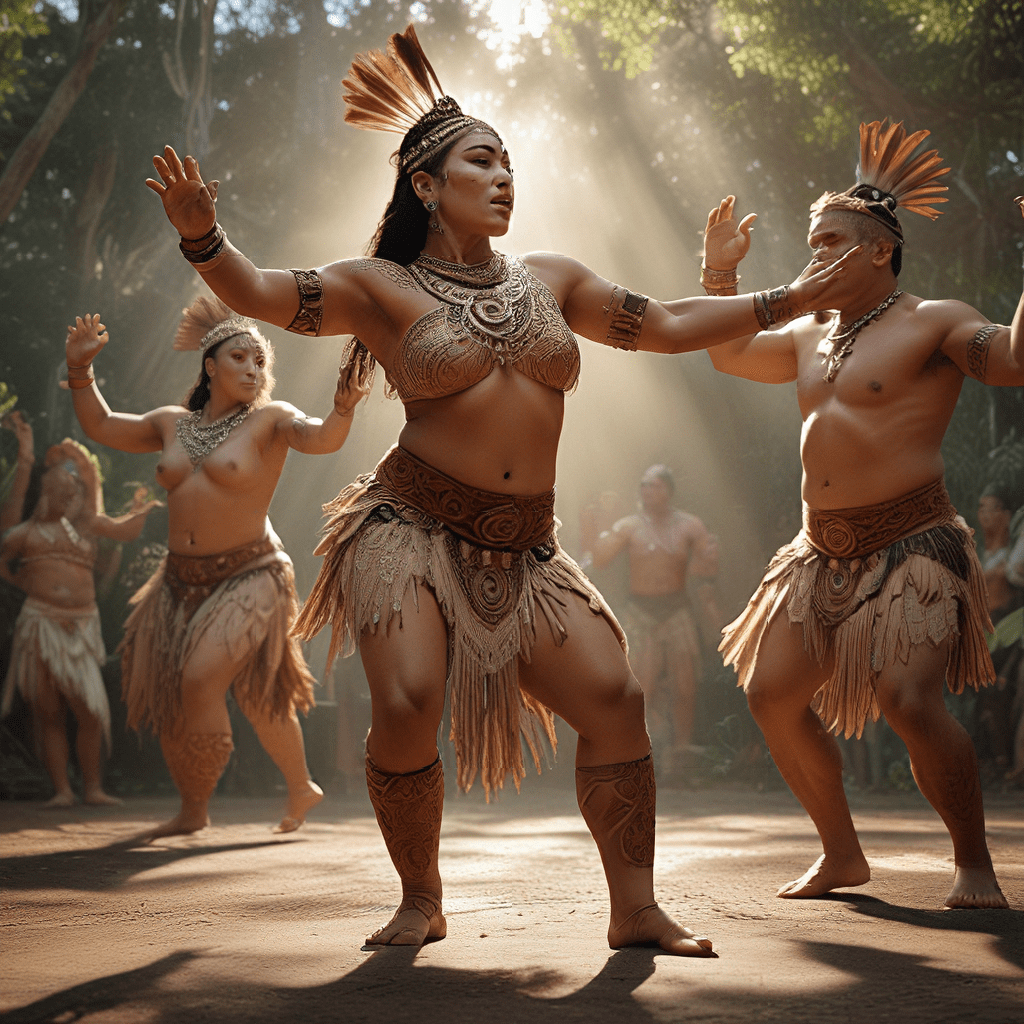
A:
857;120;950;220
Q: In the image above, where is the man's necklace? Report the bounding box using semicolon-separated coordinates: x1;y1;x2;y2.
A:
822;289;902;383
176;404;251;469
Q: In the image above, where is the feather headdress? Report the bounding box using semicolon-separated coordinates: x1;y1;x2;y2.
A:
342;24;499;175
813;120;950;241
173;294;265;354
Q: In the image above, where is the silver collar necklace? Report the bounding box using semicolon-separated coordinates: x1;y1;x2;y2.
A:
176;404;251;469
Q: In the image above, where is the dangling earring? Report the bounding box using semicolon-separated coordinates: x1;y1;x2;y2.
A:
424;199;444;235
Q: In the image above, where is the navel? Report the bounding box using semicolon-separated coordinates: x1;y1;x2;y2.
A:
503;471;511;480
869;380;882;392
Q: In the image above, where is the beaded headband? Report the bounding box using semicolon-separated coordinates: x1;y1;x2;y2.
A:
196;318;263;353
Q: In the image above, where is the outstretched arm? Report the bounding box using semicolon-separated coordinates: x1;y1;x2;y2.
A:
274;358;371;455
590;518;634;570
526;208;854;358
145;146;376;339
938;199;1024;386
66;315;169;454
92;498;163;542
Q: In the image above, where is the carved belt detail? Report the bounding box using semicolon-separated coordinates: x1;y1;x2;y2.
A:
374;446;555;553
165;535;277;618
803;478;956;559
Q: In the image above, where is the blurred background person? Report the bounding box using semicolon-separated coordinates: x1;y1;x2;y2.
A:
0;438;159;806
591;465;719;776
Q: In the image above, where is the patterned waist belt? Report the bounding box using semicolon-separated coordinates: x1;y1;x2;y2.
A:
803;478;956;559
166;535;277;591
375;446;555;553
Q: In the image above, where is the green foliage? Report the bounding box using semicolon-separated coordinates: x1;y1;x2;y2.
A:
0;0;49;113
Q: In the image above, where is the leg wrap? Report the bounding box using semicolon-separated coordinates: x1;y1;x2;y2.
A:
165;733;234;806
576;754;658;940
365;755;444;921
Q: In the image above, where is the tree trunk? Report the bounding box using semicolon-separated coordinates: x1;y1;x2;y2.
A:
0;0;125;225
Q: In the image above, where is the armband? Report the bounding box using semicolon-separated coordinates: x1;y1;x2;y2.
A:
287;268;324;337
966;324;1000;382
603;286;649;351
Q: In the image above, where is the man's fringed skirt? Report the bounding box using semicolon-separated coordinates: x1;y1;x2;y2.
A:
293;445;626;798
120;535;316;735
720;478;994;738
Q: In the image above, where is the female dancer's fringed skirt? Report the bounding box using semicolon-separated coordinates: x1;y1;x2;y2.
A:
120;535;316;735
294;445;626;798
720;478;995;738
1;597;110;744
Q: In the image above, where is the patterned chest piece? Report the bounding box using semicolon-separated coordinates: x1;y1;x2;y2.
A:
407;253;536;364
176;405;251;469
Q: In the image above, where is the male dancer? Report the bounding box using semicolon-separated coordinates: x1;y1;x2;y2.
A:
701;121;1022;909
591;465;718;771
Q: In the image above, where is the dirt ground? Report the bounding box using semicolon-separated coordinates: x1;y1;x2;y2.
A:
1;782;1021;1024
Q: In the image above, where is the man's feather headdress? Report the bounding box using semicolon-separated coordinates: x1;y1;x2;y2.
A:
813;120;950;242
341;24;500;175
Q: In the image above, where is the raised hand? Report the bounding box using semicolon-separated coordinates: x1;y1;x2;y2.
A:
66;314;109;367
145;145;220;240
787;246;863;316
1;410;34;460
334;356;372;417
704;196;757;270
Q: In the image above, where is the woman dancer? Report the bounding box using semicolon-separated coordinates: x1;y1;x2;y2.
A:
144;27;853;952
66;302;366;839
1;438;158;806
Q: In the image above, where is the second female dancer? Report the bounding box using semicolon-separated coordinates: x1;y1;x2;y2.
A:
144;26;855;954
66;301;366;841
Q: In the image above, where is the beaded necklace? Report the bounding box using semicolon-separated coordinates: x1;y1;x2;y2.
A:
822;289;902;382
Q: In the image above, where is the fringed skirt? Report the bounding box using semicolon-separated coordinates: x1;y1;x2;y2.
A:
120;535;316;735
623;592;701;661
1;597;109;744
720;478;994;738
293;445;626;797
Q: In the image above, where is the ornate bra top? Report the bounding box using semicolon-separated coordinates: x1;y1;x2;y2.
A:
385;253;580;402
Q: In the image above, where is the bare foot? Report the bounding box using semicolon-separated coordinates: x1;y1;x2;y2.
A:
609;903;717;958
366;898;447;946
777;853;871;898
127;808;210;846
83;789;123;806
944;866;1009;909
41;792;77;808
273;780;324;834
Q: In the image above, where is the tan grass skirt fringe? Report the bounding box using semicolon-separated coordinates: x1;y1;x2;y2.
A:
293;445;627;797
120;536;315;734
1;597;110;745
720;479;994;738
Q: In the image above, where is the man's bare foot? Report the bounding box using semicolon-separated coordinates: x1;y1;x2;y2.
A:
273;780;323;834
366;901;447;946
127;808;210;846
42;792;76;808
944;866;1009;909
608;903;717;958
83;789;123;806
777;853;871;898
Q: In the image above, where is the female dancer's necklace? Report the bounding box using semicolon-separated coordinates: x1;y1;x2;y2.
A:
176;404;251;469
822;288;902;383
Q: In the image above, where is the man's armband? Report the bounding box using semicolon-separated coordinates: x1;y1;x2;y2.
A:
966;324;1001;382
287;268;324;336
603;286;649;351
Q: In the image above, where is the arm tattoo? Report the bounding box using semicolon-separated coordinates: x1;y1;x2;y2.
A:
349;258;418;290
287;268;324;336
603;286;649;351
966;324;999;382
